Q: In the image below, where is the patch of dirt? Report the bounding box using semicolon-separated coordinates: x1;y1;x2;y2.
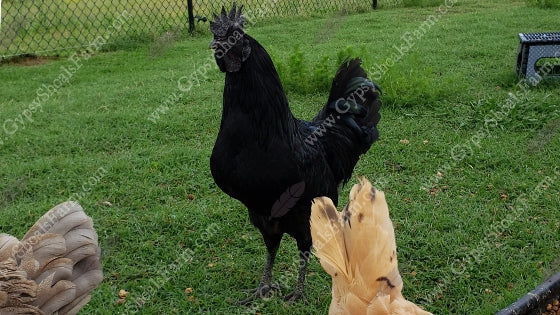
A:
1;54;60;66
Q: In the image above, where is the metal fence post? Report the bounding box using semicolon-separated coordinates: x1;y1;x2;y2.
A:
187;0;195;33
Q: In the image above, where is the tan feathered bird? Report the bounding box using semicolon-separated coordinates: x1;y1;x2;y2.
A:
0;201;103;315
310;178;432;315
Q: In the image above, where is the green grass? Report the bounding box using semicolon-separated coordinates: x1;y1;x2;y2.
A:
1;0;560;314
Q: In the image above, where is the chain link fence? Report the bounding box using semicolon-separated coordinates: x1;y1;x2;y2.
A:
0;0;376;59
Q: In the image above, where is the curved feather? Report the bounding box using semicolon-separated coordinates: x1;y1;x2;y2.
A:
270;181;305;218
310;197;349;279
0;202;102;314
311;178;432;315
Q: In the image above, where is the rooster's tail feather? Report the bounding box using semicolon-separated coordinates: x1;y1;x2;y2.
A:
327;58;381;135
311;59;381;185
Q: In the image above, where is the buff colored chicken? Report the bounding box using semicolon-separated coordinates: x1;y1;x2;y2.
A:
0;201;103;315
310;178;432;315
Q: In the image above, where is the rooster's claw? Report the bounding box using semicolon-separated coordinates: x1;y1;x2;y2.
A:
284;290;308;304
237;283;280;305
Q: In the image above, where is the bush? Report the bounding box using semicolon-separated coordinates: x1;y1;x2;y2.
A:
525;0;560;9
274;45;362;94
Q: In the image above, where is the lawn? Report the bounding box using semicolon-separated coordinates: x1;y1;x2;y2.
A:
1;0;560;314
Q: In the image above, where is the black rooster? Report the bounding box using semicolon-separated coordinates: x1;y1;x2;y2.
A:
209;5;381;304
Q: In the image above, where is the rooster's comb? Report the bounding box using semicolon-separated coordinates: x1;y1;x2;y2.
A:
210;4;245;38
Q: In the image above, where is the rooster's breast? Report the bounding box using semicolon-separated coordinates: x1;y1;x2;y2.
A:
210;137;303;212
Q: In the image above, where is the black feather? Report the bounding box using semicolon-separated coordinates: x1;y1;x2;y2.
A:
270;181;306;219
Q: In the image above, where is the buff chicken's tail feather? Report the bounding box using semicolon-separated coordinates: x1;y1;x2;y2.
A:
310;178;432;315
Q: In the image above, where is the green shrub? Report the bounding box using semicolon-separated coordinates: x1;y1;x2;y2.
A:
286;44;309;93
274;45;370;94
312;55;332;92
525;0;560;8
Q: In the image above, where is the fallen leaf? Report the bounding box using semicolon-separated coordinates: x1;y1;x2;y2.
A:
429;187;440;195
399;139;409;144
185;287;193;294
114;289;129;305
114;298;126;305
118;289;129;299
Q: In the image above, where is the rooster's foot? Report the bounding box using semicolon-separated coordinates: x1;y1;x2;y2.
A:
237;283;280;305
284;290;307;304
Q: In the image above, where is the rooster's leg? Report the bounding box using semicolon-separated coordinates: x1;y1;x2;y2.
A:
284;243;311;303
237;234;281;305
